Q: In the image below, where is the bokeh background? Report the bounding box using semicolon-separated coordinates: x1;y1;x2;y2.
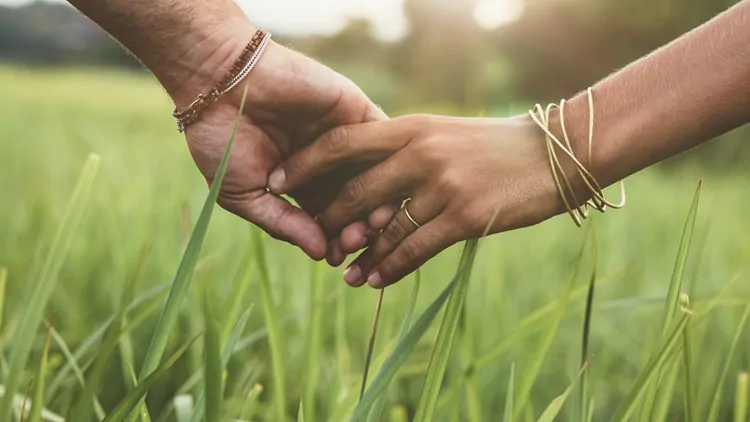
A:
1;0;750;421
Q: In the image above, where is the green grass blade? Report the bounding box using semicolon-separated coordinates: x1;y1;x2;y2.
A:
413;242;479;422
640;181;701;421
662;181;701;331
514;245;583;419
188;308;252;422
682;312;695;422
537;360;589;422
349;239;479;422
359;289;385;403
0;267;6;332
578;223;597;422
28;314;54;422
366;270;421;422
203;285;223;422
304;263;325;421
652;361;680;422
220;246;254;344
103;332;201;422
252;228;287;421
503;362;515;422
298;401;305;422
734;372;748;422
610;311;691;422
0;153;100;422
707;305;750;422
69;245;147;422
137;89;246;384
46;283;169;401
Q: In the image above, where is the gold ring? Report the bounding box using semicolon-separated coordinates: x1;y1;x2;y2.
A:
403;203;421;228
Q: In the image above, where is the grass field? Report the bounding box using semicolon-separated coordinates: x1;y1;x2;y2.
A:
1;65;750;421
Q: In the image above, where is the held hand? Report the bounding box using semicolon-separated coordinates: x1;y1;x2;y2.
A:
175;39;395;260
269;115;571;287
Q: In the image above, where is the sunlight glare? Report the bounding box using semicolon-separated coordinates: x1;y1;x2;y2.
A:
474;0;524;30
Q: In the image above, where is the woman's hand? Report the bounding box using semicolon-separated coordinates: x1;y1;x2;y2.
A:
268;114;571;288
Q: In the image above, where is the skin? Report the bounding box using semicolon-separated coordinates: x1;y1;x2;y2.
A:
67;0;394;261
270;0;750;288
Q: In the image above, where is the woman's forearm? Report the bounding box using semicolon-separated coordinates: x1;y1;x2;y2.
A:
67;0;255;106
555;0;750;189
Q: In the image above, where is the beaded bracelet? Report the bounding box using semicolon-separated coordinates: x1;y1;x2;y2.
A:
172;29;272;132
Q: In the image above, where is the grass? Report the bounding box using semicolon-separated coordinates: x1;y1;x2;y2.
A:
2;65;750;420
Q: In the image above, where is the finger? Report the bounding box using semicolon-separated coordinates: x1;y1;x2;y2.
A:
325;238;346;267
268;117;421;194
366;217;459;288
218;190;327;260
369;203;400;232
342;197;444;286
339;221;370;253
317;154;420;236
338;204;399;255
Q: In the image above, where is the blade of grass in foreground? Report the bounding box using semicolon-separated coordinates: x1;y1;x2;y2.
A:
187;307;251;422
366;271;421;422
103;333;201;422
413;241;479;422
537;359;590;422
303;263;325;421
577;223;597;422
68;246;147;422
349;239;479;422
412;208;502;422
297;401;305;422
639;181;701;421
503;362;515;422
610;310;691;422
252;228;287;421
359;289;385;403
0;153;100;422
0;267;6;331
735;372;748;422
707;305;750;422
513;238;585;420
203;285;223;422
28;313;55;422
682;306;695;422
137;89;246;384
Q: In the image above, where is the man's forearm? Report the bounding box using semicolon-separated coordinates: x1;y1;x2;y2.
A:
557;0;750;188
67;0;254;106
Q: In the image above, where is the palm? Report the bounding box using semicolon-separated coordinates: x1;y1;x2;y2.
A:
183;43;385;259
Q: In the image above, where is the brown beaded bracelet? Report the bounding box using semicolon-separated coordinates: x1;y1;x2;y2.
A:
172;29;271;132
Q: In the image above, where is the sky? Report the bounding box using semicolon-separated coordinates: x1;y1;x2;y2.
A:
0;0;524;41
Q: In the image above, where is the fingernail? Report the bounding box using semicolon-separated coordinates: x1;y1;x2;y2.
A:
360;237;368;249
268;168;286;191
367;271;382;288
343;265;362;286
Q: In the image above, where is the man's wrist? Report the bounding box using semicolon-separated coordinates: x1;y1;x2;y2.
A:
154;19;257;108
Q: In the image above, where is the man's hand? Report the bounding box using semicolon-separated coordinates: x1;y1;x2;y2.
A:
67;0;395;260
180;38;389;260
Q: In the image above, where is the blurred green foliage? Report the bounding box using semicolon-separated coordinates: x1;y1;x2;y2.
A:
4;0;745;167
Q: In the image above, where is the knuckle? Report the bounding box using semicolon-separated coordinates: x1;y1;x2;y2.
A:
381;218;407;247
324;126;351;154
398;238;422;264
339;177;365;207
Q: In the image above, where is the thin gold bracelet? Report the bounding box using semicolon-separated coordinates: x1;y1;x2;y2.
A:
528;88;626;226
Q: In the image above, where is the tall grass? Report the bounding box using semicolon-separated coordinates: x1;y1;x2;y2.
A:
2;66;750;420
